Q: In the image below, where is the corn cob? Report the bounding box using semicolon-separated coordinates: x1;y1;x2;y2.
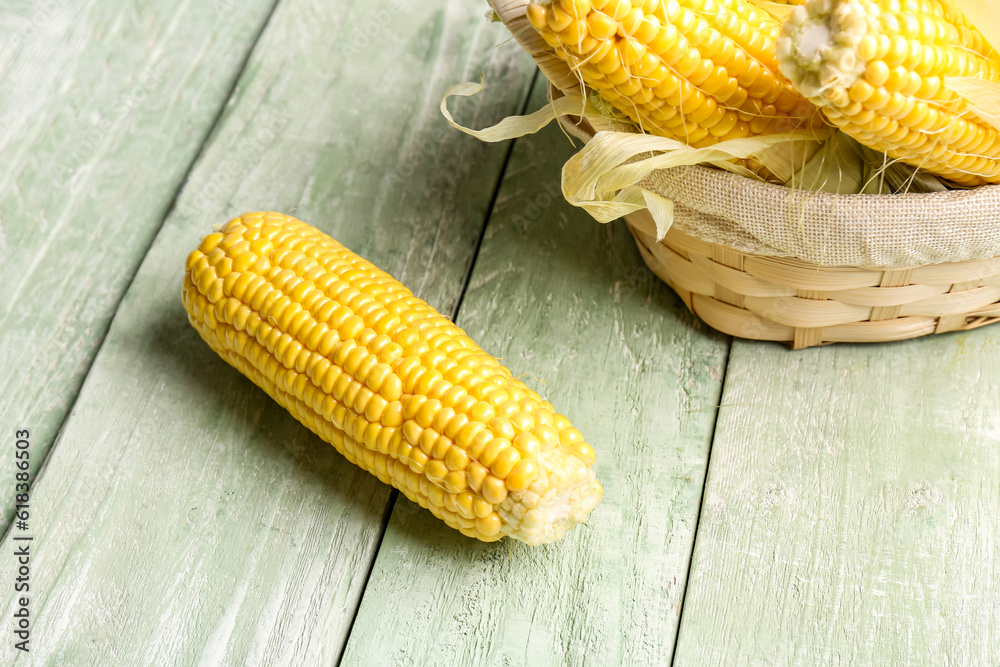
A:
777;0;1000;186
525;0;822;148
182;212;602;545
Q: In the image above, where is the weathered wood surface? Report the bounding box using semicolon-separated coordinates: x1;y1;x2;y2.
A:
0;0;536;663
674;334;1000;665
0;0;279;530
340;79;730;666
9;0;1000;663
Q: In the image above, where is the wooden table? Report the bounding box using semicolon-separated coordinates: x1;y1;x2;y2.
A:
2;1;997;664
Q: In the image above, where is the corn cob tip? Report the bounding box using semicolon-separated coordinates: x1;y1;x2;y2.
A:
183;212;602;545
501;449;602;545
522;0;824;184
776;0;870;105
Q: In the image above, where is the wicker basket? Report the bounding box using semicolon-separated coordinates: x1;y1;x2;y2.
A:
489;0;1000;349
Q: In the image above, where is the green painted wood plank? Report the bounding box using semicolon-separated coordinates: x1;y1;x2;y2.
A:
675;334;1000;665
340;77;730;667
0;0;279;530
0;1;536;664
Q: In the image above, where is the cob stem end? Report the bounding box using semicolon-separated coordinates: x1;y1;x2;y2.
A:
501;449;602;545
778;0;869;104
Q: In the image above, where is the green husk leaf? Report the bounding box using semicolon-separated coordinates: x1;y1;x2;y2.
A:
858;147;952;194
757;133;826;183
785;132;866;193
859;148;895;194
586;90;633;126
881;162;950;193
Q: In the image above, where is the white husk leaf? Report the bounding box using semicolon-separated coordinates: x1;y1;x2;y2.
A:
748;0;794;22
559;130;831;235
441;80;599;142
944;76;1000;133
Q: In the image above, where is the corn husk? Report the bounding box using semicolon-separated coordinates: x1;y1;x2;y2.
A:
750;0;794;22
558;129;831;240
443;77;963;238
944;77;1000;134
788;131;865;193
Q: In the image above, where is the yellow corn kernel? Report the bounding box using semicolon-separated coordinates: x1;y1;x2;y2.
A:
506;459;538;492
513;432;542;459
490;447;522;479
479;437;513;468
482;476;508;505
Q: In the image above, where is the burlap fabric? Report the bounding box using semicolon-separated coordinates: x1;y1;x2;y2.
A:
637;166;1000;268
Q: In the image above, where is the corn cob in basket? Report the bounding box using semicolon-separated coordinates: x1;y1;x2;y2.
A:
183;212;602;545
525;0;823;148
777;0;1000;186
